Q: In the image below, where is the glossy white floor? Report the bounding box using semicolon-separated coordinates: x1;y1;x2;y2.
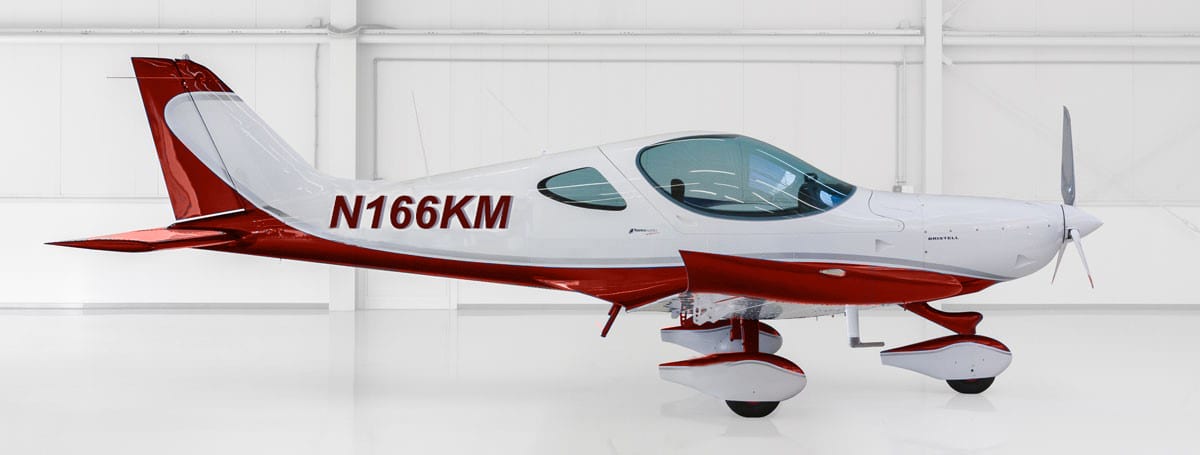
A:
0;307;1196;454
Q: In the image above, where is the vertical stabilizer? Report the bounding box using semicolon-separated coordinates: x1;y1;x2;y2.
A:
132;57;247;220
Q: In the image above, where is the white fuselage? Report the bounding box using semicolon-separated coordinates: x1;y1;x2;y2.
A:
166;92;1082;283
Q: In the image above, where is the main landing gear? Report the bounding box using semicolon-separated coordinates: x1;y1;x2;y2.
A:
881;302;1012;394
649;301;1010;417
658;316;804;418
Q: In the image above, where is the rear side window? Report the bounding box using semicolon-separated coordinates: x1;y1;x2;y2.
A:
538;167;627;211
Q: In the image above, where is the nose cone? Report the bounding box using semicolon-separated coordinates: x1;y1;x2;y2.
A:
1063;205;1102;237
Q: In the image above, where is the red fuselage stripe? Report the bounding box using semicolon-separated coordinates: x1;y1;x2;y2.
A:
178;208;995;308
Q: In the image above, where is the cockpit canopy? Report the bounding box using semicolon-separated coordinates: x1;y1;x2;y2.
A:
637;135;855;219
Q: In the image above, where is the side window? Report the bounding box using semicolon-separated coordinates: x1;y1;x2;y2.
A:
537;167;627;211
637;135;855;219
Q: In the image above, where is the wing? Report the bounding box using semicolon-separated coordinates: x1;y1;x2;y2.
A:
679;250;964;305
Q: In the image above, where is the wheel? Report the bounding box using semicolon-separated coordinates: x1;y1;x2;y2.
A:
947;377;995;394
725;400;780;418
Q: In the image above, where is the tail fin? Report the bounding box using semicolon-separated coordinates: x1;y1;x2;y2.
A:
53;57;339;253
132;57;337;228
132;57;248;220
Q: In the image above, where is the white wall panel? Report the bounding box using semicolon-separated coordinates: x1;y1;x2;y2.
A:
0;200;329;306
254;45;321;165
942;63;1200;204
256;0;330;28
840;65;899;189
1034;0;1133;32
943;64;1050;202
949;0;1200;32
375;58;452;181
946;0;1037;32
360;0;920;30
742;0;923;29
158;0;258;28
1132;65;1200;202
547;0;647;29
59;44;162;197
546;60;647;152
448;0;506;29
644;61;743;132
0;45;61;196
498;49;551;162
58;0;160;28
1134;0;1200;32
0;2;61;28
0;0;328;29
446;48;504;171
645;0;743;29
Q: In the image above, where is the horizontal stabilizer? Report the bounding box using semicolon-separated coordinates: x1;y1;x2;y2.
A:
48;228;237;253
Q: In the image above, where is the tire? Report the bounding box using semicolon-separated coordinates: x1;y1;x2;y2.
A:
947;377;995;394
725;400;780;418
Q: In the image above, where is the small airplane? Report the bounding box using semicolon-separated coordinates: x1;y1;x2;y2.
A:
52;57;1101;418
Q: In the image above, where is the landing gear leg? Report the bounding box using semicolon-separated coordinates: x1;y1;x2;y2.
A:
722;318;783;418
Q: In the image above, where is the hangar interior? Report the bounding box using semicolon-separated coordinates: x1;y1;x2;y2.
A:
6;0;1200;310
2;1;1200;453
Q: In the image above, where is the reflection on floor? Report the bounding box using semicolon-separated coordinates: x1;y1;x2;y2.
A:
0;307;1196;454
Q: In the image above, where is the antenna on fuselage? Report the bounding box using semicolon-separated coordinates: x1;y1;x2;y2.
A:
410;90;432;178
484;86;547;155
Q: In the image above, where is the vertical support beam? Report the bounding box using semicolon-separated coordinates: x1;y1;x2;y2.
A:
324;0;360;450
923;0;944;194
324;0;359;311
323;311;357;452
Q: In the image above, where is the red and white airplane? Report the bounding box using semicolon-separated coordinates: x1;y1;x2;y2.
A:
52;57;1101;418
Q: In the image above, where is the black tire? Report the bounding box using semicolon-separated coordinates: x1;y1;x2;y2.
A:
725;400;780;418
947;377;995;394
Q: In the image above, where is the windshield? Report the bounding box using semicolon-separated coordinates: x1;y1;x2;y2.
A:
637;135;855;218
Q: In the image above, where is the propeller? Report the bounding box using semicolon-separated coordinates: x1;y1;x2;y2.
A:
1061;106;1075;206
1051;106;1100;288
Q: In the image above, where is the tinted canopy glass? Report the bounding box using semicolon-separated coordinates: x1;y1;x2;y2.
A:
637;135;855;218
537;167;627;211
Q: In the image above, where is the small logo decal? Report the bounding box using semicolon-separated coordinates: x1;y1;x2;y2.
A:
927;235;959;241
628;228;660;236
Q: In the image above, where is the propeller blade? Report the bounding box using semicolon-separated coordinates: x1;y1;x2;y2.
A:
1050;240;1067;284
1068;228;1094;288
1062;106;1076;206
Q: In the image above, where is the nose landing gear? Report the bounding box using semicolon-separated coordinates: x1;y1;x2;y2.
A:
883;302;1012;394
